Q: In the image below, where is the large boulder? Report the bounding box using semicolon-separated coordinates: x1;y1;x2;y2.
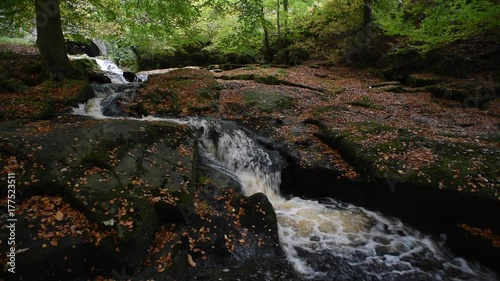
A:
131;68;220;117
0;119;198;278
66;40;101;57
0;117;286;279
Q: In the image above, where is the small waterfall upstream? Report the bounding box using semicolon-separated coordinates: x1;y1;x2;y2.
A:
72;60;498;281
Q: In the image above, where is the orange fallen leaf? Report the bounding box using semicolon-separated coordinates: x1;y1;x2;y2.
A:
55;211;64;221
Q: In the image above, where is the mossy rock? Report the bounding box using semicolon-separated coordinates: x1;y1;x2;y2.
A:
0;80;94;121
71;58;99;74
0;75;28;93
348;97;385;110
313;119;499;200
135;68;220;117
0;119;198;273
407;73;445;87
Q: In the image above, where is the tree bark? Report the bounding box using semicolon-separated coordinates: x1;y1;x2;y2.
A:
35;0;76;80
277;0;281;43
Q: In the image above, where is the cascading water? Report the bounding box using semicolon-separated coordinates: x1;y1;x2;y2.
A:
94;58;129;84
72;61;498;281
72;58;146;118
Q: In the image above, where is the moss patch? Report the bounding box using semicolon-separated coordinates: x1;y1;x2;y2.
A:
348;96;385;110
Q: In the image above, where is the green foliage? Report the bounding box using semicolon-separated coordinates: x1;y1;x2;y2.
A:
291;0;367;61
373;0;500;52
107;44;137;70
1;0;496;66
0;0;33;37
204;17;263;56
273;45;309;65
0;37;33;46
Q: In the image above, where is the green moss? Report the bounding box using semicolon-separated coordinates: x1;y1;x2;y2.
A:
277;69;288;77
71;59;99;74
143;93;164;104
312;105;345;119
331;87;346;95
196;87;220;101
0;75;27;93
37;104;55;120
275;97;296;110
349;96;385;110
255;75;280;85
480;134;500;144
83;148;112;170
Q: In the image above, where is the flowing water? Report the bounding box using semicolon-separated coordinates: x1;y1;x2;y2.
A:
72;60;498;281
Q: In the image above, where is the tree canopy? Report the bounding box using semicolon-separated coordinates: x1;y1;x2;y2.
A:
1;0;498;71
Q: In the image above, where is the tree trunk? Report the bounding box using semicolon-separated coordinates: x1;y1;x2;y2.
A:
35;0;76;80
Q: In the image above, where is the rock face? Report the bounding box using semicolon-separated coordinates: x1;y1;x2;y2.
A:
130;68;220;117
0;118;287;280
66;40;101;57
123;71;138;83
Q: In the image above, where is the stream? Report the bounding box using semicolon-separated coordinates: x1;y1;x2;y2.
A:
72;59;498;281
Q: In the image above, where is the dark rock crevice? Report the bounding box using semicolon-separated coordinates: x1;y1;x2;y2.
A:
279;144;500;276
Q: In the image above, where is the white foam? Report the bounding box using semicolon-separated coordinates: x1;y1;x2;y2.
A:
72;98;106;119
70;63;498;281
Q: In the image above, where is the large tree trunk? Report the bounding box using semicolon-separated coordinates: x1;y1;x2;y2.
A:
35;0;76;80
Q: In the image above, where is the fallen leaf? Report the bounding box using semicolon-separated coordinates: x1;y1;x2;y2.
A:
187;254;196;267
55;211;64;221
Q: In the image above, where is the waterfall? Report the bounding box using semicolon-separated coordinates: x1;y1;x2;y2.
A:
94;58;129;84
71;61;498;281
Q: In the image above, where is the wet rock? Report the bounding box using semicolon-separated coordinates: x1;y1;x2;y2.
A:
277;115;500;276
123;71;138;83
88;70;112;84
0;117;287;280
0;119;198;278
66;40;101;57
